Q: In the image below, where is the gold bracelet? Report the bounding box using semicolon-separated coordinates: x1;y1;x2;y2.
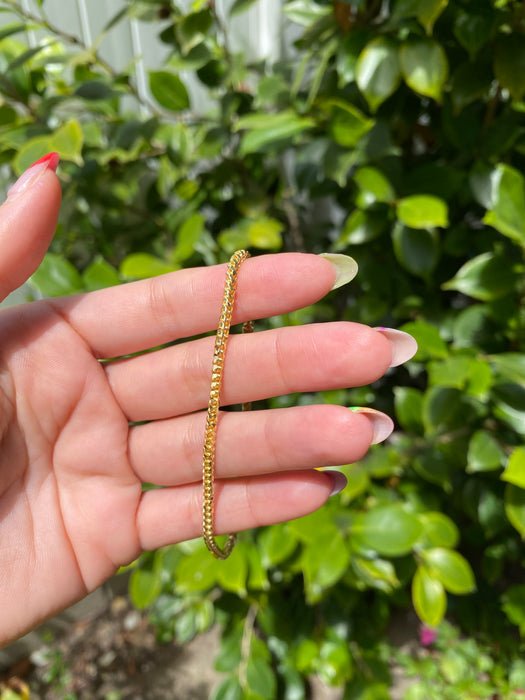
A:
203;250;252;559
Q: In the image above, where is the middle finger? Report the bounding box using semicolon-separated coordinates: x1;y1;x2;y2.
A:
106;322;391;422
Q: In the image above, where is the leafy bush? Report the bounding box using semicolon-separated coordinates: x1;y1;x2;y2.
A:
1;0;525;695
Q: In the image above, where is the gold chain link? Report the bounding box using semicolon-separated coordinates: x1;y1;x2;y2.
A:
202;250;252;559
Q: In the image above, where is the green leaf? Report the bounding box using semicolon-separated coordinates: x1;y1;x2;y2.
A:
258;523;297;568
49;119;84;165
13;137;52;175
210;676;243;700
75;80;116;100
501;585;525;636
396;195;449;229
30;253;83;297
129;567;162;609
442;252;518;301
354;166;396;207
325;99;375;147
215;545;249;597
333;209;387;248
175;546;218;593
282;0;331;26
394;386;424;434
246;657;277;700
400;320;448;360
352;505;423;557
412;566;446;626
7;40;55;71
120;253;178;279
467;430;506;473
419;512;459;549
342;463;370;502
505;484;525;539
400;38;449;101
490;353;525;385
82;259;121;291
246;217;284;249
356;37;401;111
301;530;350;600
235;111;315;155
493;383;525;437
454;10;493;60
392;223;440;279
502;447;525;489
417;0;448;34
230;0;258;16
352;555;400;593
172;213;205;264
421;548;476;594
494;34;525;101
482;164;525;245
149;70;190;111
413;449;453;490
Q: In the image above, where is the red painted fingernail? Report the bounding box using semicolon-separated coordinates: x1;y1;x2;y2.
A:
7;152;60;201
30;152;60;172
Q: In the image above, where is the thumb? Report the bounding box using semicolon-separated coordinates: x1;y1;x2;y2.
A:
0;152;62;302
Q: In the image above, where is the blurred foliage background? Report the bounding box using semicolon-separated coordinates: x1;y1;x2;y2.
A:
1;0;525;697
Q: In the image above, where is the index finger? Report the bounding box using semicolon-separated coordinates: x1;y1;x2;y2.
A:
49;253;339;358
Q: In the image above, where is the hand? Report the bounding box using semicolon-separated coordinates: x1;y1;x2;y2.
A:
0;156;416;646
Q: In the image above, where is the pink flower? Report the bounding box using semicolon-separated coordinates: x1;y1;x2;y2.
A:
419;625;437;647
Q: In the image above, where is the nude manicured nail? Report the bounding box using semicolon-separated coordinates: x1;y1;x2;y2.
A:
7;152;60;201
350;407;394;444
374;327;418;367
327;470;348;496
319;253;358;290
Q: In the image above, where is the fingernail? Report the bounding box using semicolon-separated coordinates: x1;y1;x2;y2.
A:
319;253;358;290
327;470;348;496
374;327;418;367
7;152;60;201
350;407;394;444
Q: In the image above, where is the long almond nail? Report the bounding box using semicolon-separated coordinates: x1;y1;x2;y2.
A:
7;152;60;201
350;407;394;444
374;327;418;367
319;253;358;290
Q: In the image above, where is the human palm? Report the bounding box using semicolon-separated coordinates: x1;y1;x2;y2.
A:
0;162;415;646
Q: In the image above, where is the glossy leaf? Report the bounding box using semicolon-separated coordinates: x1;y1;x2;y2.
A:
352;505;423;557
396;195;449;229
129;568;162;609
502;447;525;490
454;10;493;60
235;111;315;155
400;38;449;101
483;164;525;245
467;430;505;473
394;386;424;434
334;209;387;247
505;484;525;539
490;354;525;386
400;320;448;360
258;523;297;568
501;585;525;636
356;37;401;111
149;70;190;111
412;566;446;626
230;0;258;16
246;657;277;700
211;676;243;700
120;253;178;279
83;259;121;291
325;99;374;147
421;548;476;594
417;0;448;34
354;166;396;207
30;253;83;297
442;252;517;301
419;512;459;549
392;223;440;279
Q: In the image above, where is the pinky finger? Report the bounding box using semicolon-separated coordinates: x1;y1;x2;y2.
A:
136;470;345;552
